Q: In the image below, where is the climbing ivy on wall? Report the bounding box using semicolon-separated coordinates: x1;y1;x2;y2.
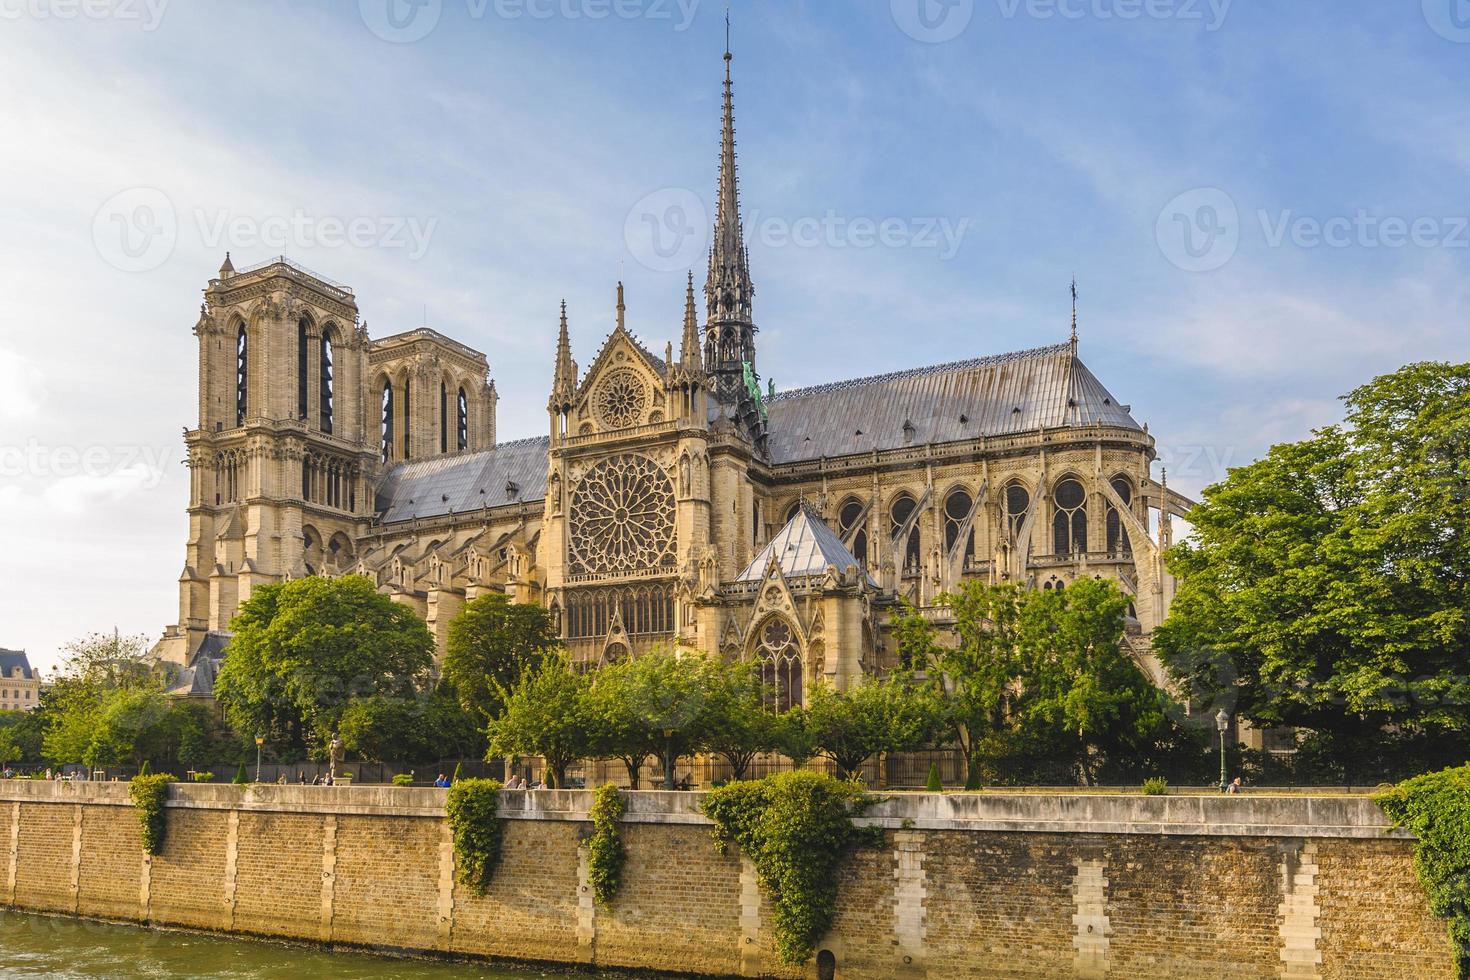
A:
1377;764;1470;977
128;774;176;856
446;778;504;896
701;771;881;966
587;783;627;909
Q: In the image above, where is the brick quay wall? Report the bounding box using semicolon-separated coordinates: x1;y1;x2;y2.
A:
0;782;1453;979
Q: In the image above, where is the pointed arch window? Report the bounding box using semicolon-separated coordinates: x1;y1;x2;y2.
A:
319;333;334;434
401;378;411;459
1053;478;1088;555
944;488;976;567
457;387;468;451
756;618;802;713
296;318;309;421
1003;480;1031;542
380;381;394;463
890;493;921;576
1106;477;1133;556
235;326;248;427
440;382;449;455
838;498;867;569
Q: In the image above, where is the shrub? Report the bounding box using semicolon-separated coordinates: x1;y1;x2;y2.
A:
1142;777;1169;796
1377;765;1470;976
232;763;248;785
925;762;942;792
587;783;627;909
192;772;215;782
446;779;504;896
392;773;415;786
702;771;880;965
129;774;176;856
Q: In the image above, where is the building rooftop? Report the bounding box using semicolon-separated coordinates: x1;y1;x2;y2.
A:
0;649;37;680
765;343;1140;463
737;504;873;583
374;437;551;524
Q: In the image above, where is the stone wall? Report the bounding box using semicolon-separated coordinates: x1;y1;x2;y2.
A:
0;782;1453;979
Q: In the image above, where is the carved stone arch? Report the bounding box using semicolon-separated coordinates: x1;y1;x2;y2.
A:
749;612;805;712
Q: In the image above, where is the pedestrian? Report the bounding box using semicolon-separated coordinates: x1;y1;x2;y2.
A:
1226;777;1243;794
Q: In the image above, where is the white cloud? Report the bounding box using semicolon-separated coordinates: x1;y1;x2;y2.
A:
0;347;46;421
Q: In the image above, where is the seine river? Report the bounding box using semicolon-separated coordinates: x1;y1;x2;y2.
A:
0;911;631;979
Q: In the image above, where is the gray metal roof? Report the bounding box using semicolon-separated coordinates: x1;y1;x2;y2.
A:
737;504;870;583
375;437;550;524
764;344;1141;464
0;649;35;680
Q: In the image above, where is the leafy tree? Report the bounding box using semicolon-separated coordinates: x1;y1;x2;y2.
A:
443;593;560;725
700;658;784;781
803;672;946;780
1155;362;1470;779
899;579;1186;786
893;589;1023;788
213;575;434;758
0;728;21;767
582;659;662;789
486;654;594;789
337;685;485;763
1013;579;1172;785
615;651;723;789
0;709;44;765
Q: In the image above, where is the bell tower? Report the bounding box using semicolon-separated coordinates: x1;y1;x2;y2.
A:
164;256;375;663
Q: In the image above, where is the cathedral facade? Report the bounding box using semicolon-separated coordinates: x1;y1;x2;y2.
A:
156;45;1192;701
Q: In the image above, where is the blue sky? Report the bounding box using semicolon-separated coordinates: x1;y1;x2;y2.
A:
0;0;1465;672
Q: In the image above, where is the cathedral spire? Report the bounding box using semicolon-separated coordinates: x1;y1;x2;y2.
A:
680;271;702;373
704;13;758;410
1070;276;1079;349
549;300;575;412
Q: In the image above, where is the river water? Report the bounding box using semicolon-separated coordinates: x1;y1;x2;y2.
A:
0;911;630;979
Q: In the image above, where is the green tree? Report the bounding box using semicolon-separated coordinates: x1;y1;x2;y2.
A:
213;575;434;758
803;673;946;780
583;658;662;789
1014;579;1170;785
0;708;45;765
0;728;21;768
337;686;485;763
486;654;594;789
619;651;722;790
700;658;784;781
443;593;560;725
893;588;1024;788
1155;362;1470;780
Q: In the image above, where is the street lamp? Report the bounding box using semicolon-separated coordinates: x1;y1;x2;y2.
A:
1215;710;1230;793
254;736;264;784
663;729;675;791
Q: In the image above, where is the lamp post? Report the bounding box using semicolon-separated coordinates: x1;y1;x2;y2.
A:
1215;710;1230;794
663;729;675;791
254;736;264;784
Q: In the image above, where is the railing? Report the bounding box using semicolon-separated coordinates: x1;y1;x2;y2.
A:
227;255;355;298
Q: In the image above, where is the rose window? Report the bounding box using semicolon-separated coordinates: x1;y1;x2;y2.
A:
569;454;676;576
595;370;648;430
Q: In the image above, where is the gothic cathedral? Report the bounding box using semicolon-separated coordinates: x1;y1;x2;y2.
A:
156;42;1192;702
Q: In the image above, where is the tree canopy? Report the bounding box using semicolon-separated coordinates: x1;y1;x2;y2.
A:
443;592;560;725
1154;361;1470;779
213;575;435;758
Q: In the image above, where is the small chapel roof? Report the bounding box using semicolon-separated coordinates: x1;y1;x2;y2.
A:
764;343;1140;464
736;504;870;583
